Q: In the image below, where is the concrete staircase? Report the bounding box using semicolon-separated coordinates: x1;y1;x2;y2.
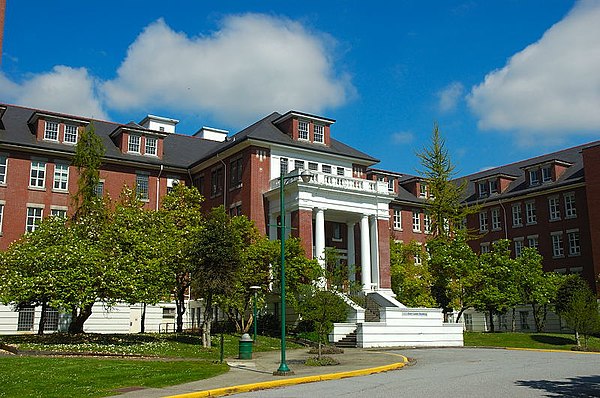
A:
334;329;357;348
364;294;381;322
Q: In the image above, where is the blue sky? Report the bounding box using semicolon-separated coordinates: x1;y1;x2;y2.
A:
2;1;599;176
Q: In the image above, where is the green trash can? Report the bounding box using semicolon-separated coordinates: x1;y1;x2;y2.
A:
239;333;253;359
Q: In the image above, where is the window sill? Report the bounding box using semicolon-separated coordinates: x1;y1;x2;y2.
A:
526;222;537;226
144;153;159;157
229;184;242;192
28;186;46;191
52;189;69;194
565;215;577;219
552;255;565;259
513;224;523;228
0;183;6;188
568;253;581;257
549;218;561;222
332;238;343;243
393;227;403;232
412;230;422;234
492;228;502;232
480;229;488;233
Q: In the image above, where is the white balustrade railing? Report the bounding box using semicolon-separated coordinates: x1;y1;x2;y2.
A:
269;172;390;194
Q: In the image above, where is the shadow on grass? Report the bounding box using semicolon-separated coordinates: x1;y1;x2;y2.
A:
516;375;600;397
530;334;575;346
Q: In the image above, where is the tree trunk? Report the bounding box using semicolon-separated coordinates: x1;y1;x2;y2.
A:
68;304;93;334
37;302;48;335
455;308;465;323
202;295;213;348
488;310;495;332
140;303;147;334
575;330;581;347
175;288;186;333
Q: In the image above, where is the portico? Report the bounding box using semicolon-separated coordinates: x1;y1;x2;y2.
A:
265;171;394;292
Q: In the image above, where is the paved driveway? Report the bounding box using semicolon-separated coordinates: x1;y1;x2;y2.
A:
231;348;600;397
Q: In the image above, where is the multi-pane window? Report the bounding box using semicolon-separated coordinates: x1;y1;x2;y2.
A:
424;213;432;234
564;192;576;218
210;168;223;196
308;162;318;171
528;235;539;250
44;121;59;141
548;196;560;221
332;223;342;241
314;125;324;143
230;158;243;188
414;252;422;266
525;201;537;224
478;182;488;198
53;164;69;191
298;121;309;140
0;203;4;234
294;160;305;171
136;174;149;200
512;204;522;227
542;166;552;182
145;137;157;156
479;211;488;232
489;179;498;194
393;209;402;230
322;165;332;174
17;306;35;331
280;158;288;176
337;167;345;176
64;124;78;144
529;170;539;185
551;232;564;257
51;209;67;218
128;134;141;153
514;238;524;257
94;181;105;198
0;155;7;184
568;230;581;256
26;207;43;232
44;308;59;332
480;243;491;254
387;177;394;192
412;211;421;232
420;184;428;198
491;208;501;230
30;161;46;188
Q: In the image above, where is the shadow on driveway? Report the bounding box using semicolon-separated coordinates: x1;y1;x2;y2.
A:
516;374;600;397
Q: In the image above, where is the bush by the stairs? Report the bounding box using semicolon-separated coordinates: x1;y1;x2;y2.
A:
308;345;344;355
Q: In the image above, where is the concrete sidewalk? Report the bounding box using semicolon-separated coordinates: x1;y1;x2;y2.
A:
114;347;408;398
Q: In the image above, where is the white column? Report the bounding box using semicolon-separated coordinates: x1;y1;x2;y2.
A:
360;215;371;292
347;222;356;283
369;216;380;291
314;208;326;268
268;213;277;240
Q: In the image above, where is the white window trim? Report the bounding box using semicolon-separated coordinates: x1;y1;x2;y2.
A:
25;204;44;233
548;196;561;222
564;192;577;219
0;154;7;186
551;231;564;258
52;163;69;192
525;201;537;225
0;200;5;235
144;136;158;156
128;134;141;154
64;124;79;144
512;203;522;227
29;160;47;190
412;211;421;233
313;124;325;144
393;209;402;231
44;121;59;142
298;120;309;141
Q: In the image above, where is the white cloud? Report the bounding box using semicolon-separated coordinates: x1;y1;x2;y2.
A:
391;131;414;144
468;0;600;137
0;66;107;119
101;15;354;126
437;82;464;112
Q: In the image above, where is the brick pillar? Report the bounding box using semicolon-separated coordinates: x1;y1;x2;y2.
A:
377;218;391;289
582;145;600;294
295;209;313;259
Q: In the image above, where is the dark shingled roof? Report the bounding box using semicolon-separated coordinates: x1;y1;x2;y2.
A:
460;142;593;203
0;105;378;170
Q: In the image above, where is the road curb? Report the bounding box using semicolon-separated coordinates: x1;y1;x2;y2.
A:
505;347;600;355
163;355;409;398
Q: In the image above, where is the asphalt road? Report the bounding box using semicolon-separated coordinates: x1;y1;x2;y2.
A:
230;348;600;397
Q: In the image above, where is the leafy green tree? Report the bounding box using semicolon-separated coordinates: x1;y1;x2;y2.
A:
191;206;243;347
215;216;276;334
427;233;479;321
514;248;563;332
296;286;348;359
106;188;172;332
390;240;436;307
159;183;205;333
556;275;600;348
471;240;520;332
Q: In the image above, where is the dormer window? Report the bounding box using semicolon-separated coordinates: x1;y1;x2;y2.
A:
388;177;395;192
298;121;309;140
44;121;59;141
420;184;428;198
489;179;498;194
314;125;324;143
478;182;489;198
529;170;539;185
145;137;157;156
64;125;78;144
128;134;141;153
542;166;552;182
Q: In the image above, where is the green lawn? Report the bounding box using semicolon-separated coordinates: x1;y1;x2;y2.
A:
0;332;296;398
464;332;600;351
0;356;227;398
